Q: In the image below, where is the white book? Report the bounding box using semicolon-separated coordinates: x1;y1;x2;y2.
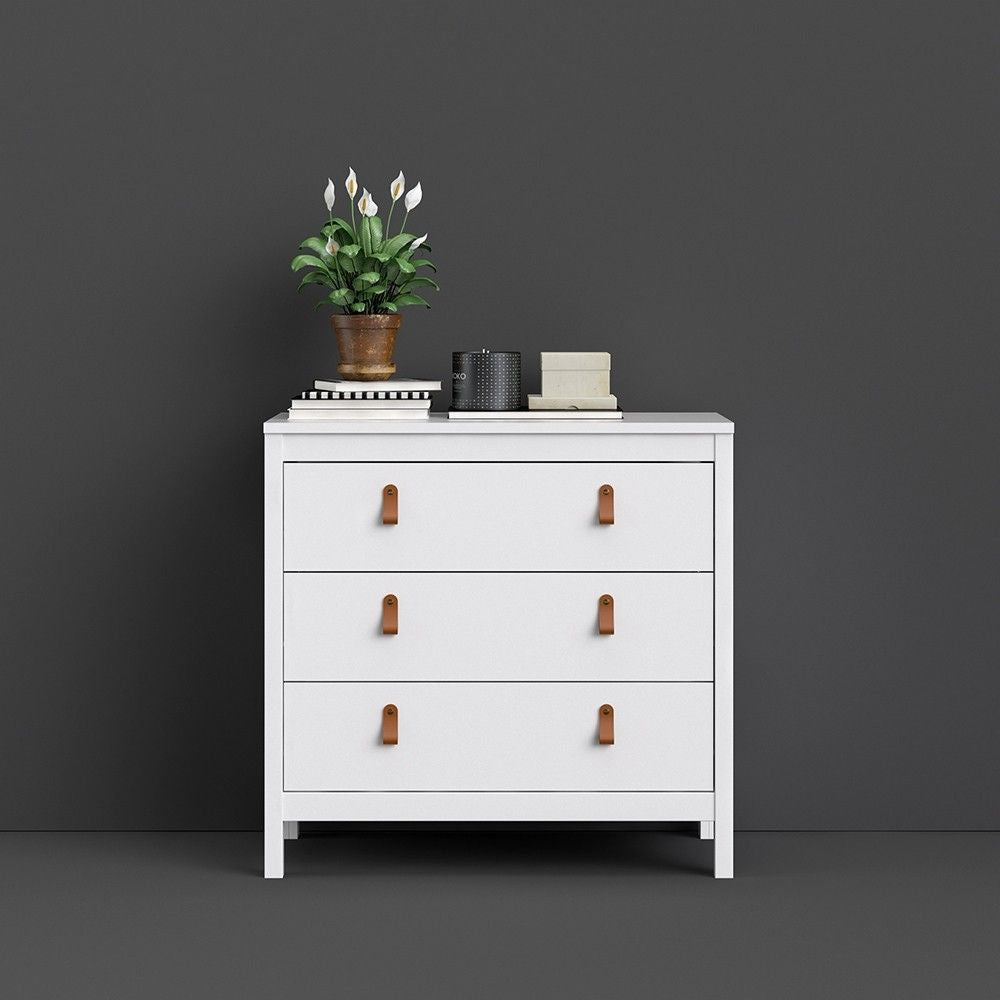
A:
289;398;430;410
287;409;431;421
314;377;442;392
297;389;430;400
448;409;623;420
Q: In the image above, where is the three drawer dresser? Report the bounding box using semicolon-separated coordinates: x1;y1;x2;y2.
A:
263;412;734;877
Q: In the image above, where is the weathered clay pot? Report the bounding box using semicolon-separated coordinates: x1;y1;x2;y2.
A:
330;314;402;380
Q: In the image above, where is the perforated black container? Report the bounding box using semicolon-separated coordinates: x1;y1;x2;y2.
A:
450;350;522;411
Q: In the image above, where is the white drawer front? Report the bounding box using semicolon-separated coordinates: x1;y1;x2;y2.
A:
284;572;713;681
284;682;713;791
283;462;713;571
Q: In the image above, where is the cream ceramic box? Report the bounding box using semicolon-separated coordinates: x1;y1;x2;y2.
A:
540;352;611;398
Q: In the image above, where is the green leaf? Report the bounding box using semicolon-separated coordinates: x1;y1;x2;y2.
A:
398;276;439;293
339;243;361;258
382;301;398;312
370;251;392;263
394;256;415;275
298;271;334;290
360;217;372;257
380;233;415;258
369;215;383;248
413;259;437;272
391;293;431;309
299;237;329;255
314;287;355;309
337;252;357;273
290;254;326;272
365;283;387;295
329;216;356;238
353;273;381;290
350;302;367;313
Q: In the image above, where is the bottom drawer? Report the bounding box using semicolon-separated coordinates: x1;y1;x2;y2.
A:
284;683;713;791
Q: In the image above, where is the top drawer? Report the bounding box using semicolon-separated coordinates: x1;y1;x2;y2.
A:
284;462;713;571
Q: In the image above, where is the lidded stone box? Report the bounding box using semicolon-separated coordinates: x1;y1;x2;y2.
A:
528;352;616;410
540;352;611;398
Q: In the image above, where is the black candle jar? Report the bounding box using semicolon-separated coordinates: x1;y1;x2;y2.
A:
451;350;522;410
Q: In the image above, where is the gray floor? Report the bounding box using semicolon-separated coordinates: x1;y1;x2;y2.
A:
1;831;997;998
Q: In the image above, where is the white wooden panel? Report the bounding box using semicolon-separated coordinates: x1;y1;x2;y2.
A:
282;791;715;822
265;412;734;435
284;463;714;571
263;435;284;877
284;572;713;681
284;682;713;792
279;433;715;462
714;433;734;878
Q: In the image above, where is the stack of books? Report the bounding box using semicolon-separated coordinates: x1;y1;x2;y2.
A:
288;378;443;420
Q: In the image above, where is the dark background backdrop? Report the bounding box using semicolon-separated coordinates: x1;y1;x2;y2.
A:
1;0;996;830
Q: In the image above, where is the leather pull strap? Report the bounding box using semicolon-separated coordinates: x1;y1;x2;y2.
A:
598;704;615;745
382;484;398;525
382;594;398;635
382;704;398;745
598;484;614;524
598;594;615;635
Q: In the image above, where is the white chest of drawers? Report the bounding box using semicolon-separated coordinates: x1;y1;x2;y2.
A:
263;412;734;877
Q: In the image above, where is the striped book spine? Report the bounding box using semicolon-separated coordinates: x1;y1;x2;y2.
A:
295;390;431;400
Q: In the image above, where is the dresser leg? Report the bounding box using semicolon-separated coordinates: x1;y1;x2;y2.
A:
699;821;714;840
713;825;733;878
264;823;284;878
283;821;299;840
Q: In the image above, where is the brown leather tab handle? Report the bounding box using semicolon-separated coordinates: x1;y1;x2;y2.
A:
599;704;615;745
382;484;398;525
382;704;398;745
598;594;615;635
382;594;398;635
598;484;614;524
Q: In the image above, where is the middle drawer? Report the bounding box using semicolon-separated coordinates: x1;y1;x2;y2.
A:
284;573;713;681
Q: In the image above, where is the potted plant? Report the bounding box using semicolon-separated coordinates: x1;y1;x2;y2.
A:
291;167;438;380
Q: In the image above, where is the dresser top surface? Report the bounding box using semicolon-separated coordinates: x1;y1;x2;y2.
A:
264;412;733;435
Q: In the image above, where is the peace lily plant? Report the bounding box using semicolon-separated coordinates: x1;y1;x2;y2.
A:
291;167;437;316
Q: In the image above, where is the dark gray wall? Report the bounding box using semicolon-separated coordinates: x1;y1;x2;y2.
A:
1;0;997;830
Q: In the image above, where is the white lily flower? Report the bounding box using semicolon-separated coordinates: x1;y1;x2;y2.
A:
390;171;405;202
345;167;358;198
404;182;422;211
323;178;336;212
325;237;340;255
357;189;379;218
410;233;428;251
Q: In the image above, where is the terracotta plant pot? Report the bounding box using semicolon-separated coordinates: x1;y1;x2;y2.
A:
330;314;402;381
